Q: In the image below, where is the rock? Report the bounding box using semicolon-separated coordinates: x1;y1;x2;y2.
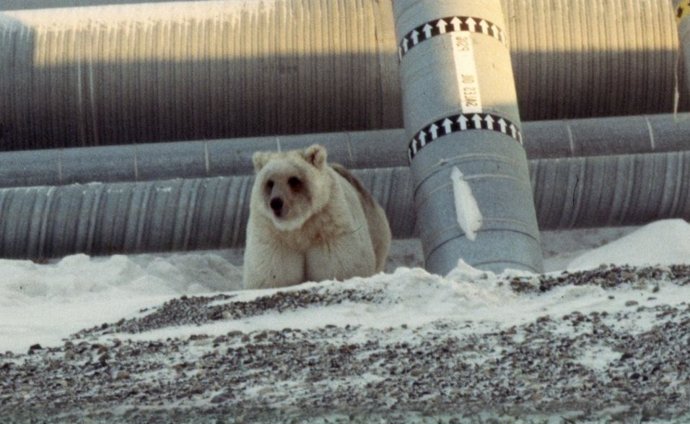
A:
27;344;43;355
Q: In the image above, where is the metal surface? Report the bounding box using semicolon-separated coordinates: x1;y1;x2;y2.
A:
0;130;407;188
523;113;690;159
0;0;682;150
531;152;690;230
0;168;412;259
676;0;690;95
2;151;690;259
0;0;401;148
0;0;685;264
0;0;197;9
393;0;542;274
0;114;688;188
0;112;687;260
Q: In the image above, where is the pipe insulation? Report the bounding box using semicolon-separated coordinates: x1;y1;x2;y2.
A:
394;0;542;275
0;112;687;187
0;0;401;149
0;112;687;260
0;0;195;10
530;153;690;230
3;151;690;259
0;0;683;150
676;0;690;92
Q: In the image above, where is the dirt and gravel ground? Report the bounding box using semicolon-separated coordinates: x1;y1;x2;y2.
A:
2;266;690;423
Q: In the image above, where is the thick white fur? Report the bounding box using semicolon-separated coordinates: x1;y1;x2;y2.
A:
243;144;391;289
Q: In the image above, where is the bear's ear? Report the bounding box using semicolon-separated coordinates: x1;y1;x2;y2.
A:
303;144;327;169
252;151;271;172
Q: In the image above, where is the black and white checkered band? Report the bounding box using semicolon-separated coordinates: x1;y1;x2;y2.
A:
408;113;523;162
398;16;507;60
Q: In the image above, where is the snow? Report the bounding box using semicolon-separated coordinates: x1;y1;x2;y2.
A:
567;219;690;270
0;252;243;353
1;219;690;354
450;166;482;241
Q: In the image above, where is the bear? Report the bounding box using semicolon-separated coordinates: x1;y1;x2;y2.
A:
243;144;391;289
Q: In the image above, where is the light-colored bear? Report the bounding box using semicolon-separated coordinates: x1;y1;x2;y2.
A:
243;144;391;289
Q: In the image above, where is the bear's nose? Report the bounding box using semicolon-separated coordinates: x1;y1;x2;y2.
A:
270;197;284;215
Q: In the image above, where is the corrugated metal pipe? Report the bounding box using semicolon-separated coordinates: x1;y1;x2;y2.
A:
0;0;191;9
392;0;542;274
0;0;682;150
0;113;688;260
0;114;686;188
676;0;690;92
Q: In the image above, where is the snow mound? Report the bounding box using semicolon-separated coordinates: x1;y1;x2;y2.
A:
73;262;690;352
568;219;690;271
3;219;690;354
0;252;242;353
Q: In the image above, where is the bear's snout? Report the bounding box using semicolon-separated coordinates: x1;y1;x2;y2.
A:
270;197;284;216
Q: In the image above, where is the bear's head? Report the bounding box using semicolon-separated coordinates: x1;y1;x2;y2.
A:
251;144;332;231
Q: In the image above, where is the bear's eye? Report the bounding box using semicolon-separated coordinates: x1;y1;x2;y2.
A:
266;179;274;190
287;176;302;190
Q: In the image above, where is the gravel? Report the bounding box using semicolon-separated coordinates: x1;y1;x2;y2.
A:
2;265;690;423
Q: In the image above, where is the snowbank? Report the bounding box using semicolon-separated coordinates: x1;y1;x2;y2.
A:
0;252;243;353
1;219;689;354
2;220;690;422
567;219;690;270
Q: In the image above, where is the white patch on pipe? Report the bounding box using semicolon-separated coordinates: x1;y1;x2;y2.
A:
450;167;482;241
451;32;482;114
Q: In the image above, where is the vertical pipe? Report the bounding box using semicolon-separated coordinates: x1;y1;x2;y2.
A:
675;0;690;93
393;0;543;274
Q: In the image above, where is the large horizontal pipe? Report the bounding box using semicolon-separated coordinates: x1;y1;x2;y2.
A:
0;0;192;9
0;0;682;150
530;153;690;230
0;170;412;258
1;149;690;259
0;113;687;188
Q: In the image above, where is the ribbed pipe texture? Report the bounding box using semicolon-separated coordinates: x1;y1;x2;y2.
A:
0;177;251;258
0;0;194;9
2;151;690;259
0;0;400;148
0;0;683;150
0;168;413;259
675;0;690;93
531;153;690;230
504;0;682;120
394;0;542;274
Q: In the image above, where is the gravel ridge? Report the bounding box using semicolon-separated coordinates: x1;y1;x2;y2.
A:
2;266;690;423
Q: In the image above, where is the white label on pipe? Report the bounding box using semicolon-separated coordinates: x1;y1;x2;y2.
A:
452;32;483;114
